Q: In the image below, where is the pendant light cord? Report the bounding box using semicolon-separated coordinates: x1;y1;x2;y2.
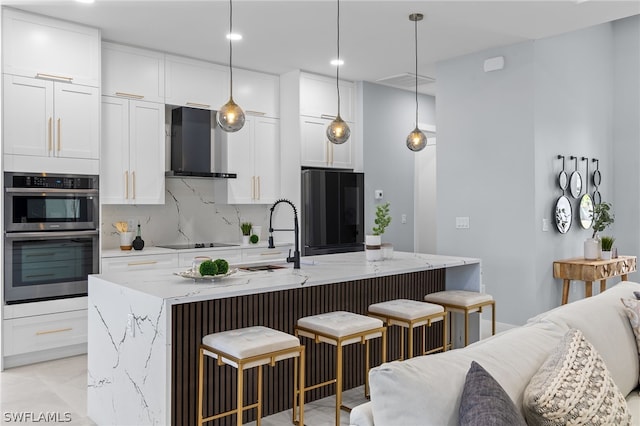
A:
336;0;341;117
414;16;419;127
229;0;234;98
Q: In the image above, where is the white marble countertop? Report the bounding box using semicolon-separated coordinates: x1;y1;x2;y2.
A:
101;241;293;258
91;251;480;305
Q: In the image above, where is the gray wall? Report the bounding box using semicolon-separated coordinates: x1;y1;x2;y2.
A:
435;19;637;325
362;82;436;251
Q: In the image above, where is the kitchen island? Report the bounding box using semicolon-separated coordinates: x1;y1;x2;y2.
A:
87;251;481;425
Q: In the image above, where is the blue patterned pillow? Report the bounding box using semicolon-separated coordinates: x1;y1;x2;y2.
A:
459;361;527;426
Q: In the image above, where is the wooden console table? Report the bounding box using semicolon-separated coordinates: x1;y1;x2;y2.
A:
553;255;636;305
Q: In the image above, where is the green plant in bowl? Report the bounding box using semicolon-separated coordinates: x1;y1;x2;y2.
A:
199;260;218;276
372;202;391;236
600;236;615;251
240;222;252;236
249;234;259;244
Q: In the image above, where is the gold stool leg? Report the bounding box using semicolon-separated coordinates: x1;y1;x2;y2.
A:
464;308;470;347
257;365;263;426
442;314;448;352
408;325;414;359
399;325;405;360
336;344;343;426
292;351;298;424
365;339;370;397
299;348;305;426
492;302;496;336
237;366;243;426
197;347;204;426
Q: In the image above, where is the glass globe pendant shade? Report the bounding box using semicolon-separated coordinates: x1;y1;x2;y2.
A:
406;127;427;152
217;96;245;132
326;115;350;145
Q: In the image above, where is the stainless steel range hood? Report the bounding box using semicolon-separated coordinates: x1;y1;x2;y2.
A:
166;107;236;179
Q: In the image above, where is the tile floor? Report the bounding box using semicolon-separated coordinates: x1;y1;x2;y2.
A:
0;354;368;426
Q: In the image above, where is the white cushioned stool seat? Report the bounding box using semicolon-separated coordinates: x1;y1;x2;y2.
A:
369;299;444;326
296;311;384;346
202;325;300;369
424;290;493;308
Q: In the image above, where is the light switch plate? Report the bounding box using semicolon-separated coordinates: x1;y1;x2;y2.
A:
455;217;470;229
374;190;383;200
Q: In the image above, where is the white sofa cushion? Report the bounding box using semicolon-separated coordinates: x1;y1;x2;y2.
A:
368;321;567;426
523;329;631;425
628;388;640;426
621;297;640;384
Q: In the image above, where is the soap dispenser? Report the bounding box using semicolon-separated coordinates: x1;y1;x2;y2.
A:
132;223;145;251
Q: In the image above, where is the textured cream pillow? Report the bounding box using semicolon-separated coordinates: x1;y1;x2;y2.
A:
621;297;640;382
523;328;631;426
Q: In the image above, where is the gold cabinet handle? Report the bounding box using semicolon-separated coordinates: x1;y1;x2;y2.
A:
186;102;211;109
246;110;266;116
36;73;73;82
127;260;158;266
125;171;129;199
132;171;136;200
115;92;144;99
36;327;72;336
57;118;61;152
257;176;261;200
251;176;256;200
48;117;53;152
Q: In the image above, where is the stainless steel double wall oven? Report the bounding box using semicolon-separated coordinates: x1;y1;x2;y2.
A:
4;172;99;303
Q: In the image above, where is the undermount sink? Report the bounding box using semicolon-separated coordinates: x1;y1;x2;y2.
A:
239;264;288;272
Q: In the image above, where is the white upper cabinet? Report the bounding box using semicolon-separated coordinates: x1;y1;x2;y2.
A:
301;116;353;169
2;9;101;87
299;72;355;122
216;116;280;204
233;69;280;118
3;74;99;161
165;54;227;110
101;96;165;205
102;42;165;103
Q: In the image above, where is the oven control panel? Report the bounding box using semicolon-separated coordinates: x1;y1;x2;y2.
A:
9;173;97;190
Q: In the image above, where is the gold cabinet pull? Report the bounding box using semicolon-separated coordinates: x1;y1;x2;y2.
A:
57;118;61;152
251;176;256;200
186;102;211;109
36;73;73;82
132;171;136;199
115;92;144;99
127;260;158;266
257;176;261;200
245;110;266;116
36;327;72;336
125;171;129;199
48;117;53;152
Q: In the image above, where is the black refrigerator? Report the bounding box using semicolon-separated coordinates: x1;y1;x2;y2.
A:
301;169;364;256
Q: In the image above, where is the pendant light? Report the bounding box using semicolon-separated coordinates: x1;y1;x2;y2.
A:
406;13;427;152
326;0;350;145
217;0;245;133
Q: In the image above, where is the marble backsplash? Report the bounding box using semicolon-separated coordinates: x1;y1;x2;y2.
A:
101;177;274;249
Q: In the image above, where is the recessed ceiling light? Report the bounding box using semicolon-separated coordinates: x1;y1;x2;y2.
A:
330;59;344;66
226;33;242;41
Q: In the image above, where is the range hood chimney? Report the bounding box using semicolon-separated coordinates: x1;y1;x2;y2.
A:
166;107;236;178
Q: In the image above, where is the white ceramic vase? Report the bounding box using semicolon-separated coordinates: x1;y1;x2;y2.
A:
381;242;394;259
365;235;383;262
242;235;250;245
601;251;612;260
584;238;600;260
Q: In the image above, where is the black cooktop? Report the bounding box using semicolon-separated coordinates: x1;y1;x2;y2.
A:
157;242;239;250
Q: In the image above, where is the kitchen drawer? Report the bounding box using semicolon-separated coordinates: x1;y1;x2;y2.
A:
101;253;178;272
178;249;242;268
3;309;87;356
242;245;292;263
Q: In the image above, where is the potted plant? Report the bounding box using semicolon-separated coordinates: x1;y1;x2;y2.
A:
366;202;391;262
600;236;615;260
585;202;614;260
240;222;252;245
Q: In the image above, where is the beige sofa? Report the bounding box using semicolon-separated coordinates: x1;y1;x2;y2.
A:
350;281;640;425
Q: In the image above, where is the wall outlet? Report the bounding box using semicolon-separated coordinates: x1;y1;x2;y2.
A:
401;214;407;224
542;218;549;232
455;217;470;229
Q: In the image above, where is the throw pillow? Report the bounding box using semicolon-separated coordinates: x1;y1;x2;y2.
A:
633;291;640;300
621;297;640;380
523;328;631;426
459;361;527;426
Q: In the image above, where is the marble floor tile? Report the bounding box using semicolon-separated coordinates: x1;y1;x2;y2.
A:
1;354;367;425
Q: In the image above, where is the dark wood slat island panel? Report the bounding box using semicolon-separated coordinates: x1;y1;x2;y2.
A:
171;269;445;426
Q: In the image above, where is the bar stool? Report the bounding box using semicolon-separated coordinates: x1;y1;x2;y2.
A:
368;299;447;360
424;290;495;347
295;311;387;426
197;326;305;426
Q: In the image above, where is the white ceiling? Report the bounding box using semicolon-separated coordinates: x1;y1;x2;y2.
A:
6;0;640;95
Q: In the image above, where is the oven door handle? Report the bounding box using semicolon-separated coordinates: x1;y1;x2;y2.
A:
5;188;99;195
5;230;99;239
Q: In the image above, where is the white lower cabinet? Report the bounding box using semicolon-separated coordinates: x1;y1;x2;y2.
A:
101;253;178;273
3;309;87;357
301;116;353;169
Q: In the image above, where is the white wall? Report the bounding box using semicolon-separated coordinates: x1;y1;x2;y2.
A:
435;19;635;326
362;82;435;252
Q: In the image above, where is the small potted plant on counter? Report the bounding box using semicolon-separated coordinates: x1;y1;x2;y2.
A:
585;202;614;260
240;222;252;245
600;236;615;260
366;202;391;262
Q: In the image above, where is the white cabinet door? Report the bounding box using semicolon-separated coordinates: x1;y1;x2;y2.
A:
253;117;280;203
3;75;52;157
234;69;279;118
165;54;227;110
3;75;99;160
101;253;178;273
101;97;165;205
102;42;165;103
2;9;100;87
225;120;255;204
101;96;129;204
300;73;354;122
129;101;165;205
54;83;100;159
301;116;353;169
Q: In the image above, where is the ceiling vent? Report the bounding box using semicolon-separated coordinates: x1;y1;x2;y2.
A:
376;73;435;89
